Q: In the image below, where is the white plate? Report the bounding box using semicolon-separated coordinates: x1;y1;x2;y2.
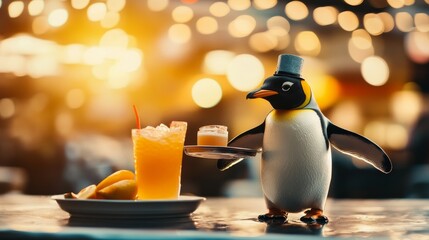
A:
184;145;258;160
52;195;205;219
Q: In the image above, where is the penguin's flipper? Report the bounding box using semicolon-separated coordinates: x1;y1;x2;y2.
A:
217;121;265;171
327;122;392;174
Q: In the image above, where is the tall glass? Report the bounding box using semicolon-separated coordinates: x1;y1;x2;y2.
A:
132;121;187;200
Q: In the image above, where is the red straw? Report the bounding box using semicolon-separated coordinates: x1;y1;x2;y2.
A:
132;105;141;129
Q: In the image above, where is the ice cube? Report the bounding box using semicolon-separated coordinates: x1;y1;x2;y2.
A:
156;123;170;132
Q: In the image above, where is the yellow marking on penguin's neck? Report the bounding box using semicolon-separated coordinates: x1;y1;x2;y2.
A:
297;80;311;109
270;109;311;121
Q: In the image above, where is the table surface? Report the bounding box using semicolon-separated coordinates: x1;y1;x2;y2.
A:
0;193;428;240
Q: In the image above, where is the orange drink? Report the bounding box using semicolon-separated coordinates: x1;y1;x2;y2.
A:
132;121;187;200
197;125;228;146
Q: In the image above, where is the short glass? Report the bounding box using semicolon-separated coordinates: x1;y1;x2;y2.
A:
132;121;187;200
197;125;228;146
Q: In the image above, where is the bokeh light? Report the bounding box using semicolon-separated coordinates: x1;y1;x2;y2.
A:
66;89;86;109
405;31;429;63
294;31;321;56
338;11;359;31
168;24;192;44
87;2;107;22
249;31;278;53
313;6;338;26
203;50;235;75
227;54;264;92
8;1;24;18
361;56;389;86
364;13;384;36
209;2;230;17
285;1;308;21
228;0;251;11
396;12;414;32
196;16;218;35
253;0;277;10
48;9;69;27
390;87;422;125
0;98;15;119
28;0;45;16
344;0;364;6
172;6;194;23
192;78;223;108
415;13;429;32
71;0;90;10
106;0;126;12
228;15;256;38
147;0;169;12
348;29;374;63
378;12;395;32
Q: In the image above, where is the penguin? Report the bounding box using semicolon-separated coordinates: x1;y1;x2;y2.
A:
218;54;392;224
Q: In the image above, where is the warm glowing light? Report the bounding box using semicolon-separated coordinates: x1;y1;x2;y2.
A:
308;75;341;110
267;16;290;32
48;9;68;27
8;1;24;18
294;31;321;56
338;11;359;31
107;0;126;12
203;50;235;75
71;0;90;10
228;15;256;38
405;31;429;63
253;0;277;10
147;0;169;12
364;121;408;149
83;47;105;65
87;2;107;22
172;6;193;23
268;27;290;50
378;12;395;32
28;0;44;16
100;28;129;49
344;0;363;6
364;13;384;36
390;88;422;125
228;0;251;11
62;44;85;64
396;12;414;32
351;29;373;49
415;13;429;32
101;11;120;28
192;78;223;108
107;68;132;89
168;24;192;44
404;0;415;5
348;29;374;63
66;89;85;109
32;16;50;35
361;56;389;86
209;2;230;17
387;0;405;8
27;55;59;78
55;112;74;137
0;98;15;119
196;16;218;35
115;49;143;72
227;54;264;92
329;101;362;132
313;6;338;26
285;1;308;21
249;32;277;52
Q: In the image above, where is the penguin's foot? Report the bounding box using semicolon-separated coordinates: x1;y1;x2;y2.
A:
300;209;329;225
258;208;288;224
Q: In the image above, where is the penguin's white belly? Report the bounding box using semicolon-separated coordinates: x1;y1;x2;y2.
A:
261;110;331;213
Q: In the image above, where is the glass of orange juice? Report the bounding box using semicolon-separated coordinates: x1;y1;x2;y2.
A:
197;125;228;146
132;121;187;200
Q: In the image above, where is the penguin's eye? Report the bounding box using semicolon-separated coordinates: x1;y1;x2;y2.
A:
281;81;294;92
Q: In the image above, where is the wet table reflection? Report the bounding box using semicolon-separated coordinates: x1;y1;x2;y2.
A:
0;193;428;239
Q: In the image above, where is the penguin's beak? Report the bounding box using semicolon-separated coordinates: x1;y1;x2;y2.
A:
247;89;278;99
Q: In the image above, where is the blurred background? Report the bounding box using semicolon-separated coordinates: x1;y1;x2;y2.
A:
0;0;428;198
